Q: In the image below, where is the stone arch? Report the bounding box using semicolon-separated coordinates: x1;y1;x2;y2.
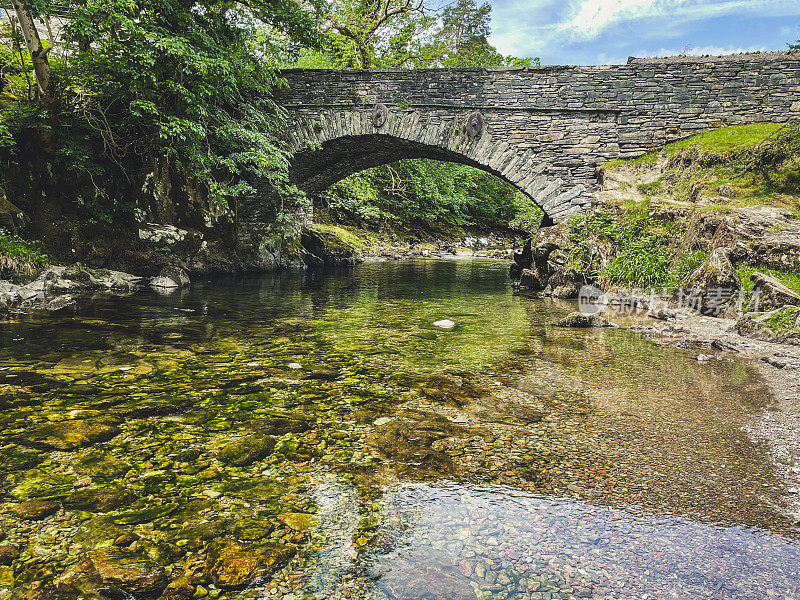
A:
286;109;592;224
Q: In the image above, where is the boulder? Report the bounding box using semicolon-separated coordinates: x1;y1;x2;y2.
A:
751;271;800;311
736;306;800;345
518;268;546;291
150;266;190;290
86;548;168;596
555;312;618;328
217;434;275;467
683;248;741;316
9;499;60;521
203;538;295;588
686;206;800;272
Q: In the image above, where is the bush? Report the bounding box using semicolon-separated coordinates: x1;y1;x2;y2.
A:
0;230;49;279
566;201;702;290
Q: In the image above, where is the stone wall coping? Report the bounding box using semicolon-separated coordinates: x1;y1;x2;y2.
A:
277;51;799;77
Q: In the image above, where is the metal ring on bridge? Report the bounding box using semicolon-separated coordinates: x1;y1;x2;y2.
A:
372;104;388;128
466;111;484;137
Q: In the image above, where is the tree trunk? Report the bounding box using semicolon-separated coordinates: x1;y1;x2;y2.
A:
10;0;53;104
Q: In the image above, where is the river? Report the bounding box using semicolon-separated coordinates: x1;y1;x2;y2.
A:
0;258;797;599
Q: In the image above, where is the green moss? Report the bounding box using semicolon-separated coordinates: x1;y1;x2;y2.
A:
310;223;367;255
763;308;799;333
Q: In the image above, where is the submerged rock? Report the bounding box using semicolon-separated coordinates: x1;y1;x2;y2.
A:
10;469;76;501
64;487;139;512
85;547;168;596
203;538;295;588
367;409;469;477
9;499;60;521
15;418;122;451
433;319;456;329
555;312;618;328
0;544;19;566
217;434;276;467
278;512;319;533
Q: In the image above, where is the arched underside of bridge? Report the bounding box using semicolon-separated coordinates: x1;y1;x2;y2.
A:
286;114;593;224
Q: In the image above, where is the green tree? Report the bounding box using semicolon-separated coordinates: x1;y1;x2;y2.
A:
319;0;432;68
423;0;539;68
2;0;323;213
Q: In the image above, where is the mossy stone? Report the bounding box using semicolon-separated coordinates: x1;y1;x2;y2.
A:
10;469;75;500
86;547;169;595
75;451;131;479
15;418;121;451
217;434;275;467
0;445;44;471
0;544;20;566
277;512;318;533
9;499;60;520
0;565;13;588
111;502;179;525
64;487;138;512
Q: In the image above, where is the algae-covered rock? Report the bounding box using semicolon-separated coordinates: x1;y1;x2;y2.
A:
0;565;13;588
217;434;275;467
366;409;469;477
555;312;618;328
111;502;179;525
75;451;131;479
0;445;43;471
73;515;128;550
86;547;169;596
158;572;195;600
10;468;76;500
64;487;139;512
254;416;312;437
9;499;60;520
203;538;295;588
15;418;122;451
277;512;318;533
0;544;19;566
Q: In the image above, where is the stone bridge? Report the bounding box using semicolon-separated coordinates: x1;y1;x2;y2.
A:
241;52;800;236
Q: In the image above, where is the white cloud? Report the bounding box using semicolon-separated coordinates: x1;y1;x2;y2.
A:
634;44;770;57
561;0;800;40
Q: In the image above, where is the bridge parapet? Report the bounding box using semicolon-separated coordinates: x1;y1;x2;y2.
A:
251;53;800;227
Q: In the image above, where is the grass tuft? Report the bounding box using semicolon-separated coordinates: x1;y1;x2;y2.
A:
0;230;49;280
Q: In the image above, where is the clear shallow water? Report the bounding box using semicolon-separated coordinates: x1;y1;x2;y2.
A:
0;259;797;600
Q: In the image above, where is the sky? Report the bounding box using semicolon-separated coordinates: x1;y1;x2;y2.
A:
485;0;800;65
